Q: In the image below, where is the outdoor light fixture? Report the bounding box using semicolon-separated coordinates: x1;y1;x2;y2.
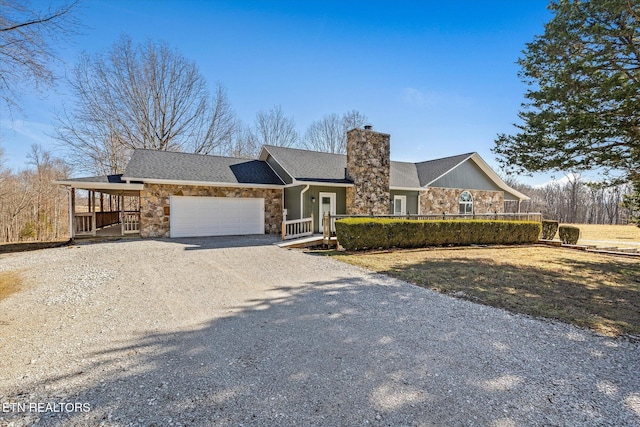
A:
311;196;316;203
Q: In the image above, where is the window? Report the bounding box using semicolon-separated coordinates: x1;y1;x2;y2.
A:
459;191;473;214
393;195;407;215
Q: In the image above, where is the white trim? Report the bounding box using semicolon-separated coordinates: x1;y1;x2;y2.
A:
286;180;353;188
319;192;336;233
393;195;407;215
300;185;310;220
390;186;422;191
53;180;144;191
421;153;530;201
468;153;530;201
259;148;294;184
120;177;283;189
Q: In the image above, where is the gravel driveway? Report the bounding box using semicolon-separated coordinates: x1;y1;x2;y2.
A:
0;236;638;426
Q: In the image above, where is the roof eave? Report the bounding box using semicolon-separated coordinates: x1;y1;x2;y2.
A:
121;177;284;189
468;153;531;201
52;180;144;191
285;180;354;188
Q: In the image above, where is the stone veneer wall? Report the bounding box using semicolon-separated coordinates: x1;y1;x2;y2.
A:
420;188;505;215
139;184;283;238
345;128;391;215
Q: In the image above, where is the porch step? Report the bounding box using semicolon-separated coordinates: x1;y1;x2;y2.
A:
277;235;337;249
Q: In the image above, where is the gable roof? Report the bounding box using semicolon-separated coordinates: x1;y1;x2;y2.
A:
415;153;474;186
260;145;350;183
260;145;422;188
123;149;284;186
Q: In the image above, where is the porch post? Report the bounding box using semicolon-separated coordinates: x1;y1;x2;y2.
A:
120;193;125;236
91;190;96;236
69;188;75;239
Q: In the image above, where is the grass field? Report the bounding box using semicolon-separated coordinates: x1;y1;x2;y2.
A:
326;226;640;338
571;223;640;244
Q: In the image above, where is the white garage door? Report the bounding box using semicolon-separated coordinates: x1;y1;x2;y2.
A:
170;196;265;238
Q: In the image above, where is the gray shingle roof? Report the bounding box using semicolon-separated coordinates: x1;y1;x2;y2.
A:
63;174;125;184
415;153;474;186
120;147;479;189
123;149;284;185
262;145;350;183
390;161;420;188
263;145;425;188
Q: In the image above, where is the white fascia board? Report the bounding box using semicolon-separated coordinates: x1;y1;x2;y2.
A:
285;180;354;188
52;180;144;191
390;186;423;191
469;153;531;201
259;146;295;183
121;177;284;189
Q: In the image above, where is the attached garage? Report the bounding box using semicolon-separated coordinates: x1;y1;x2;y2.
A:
170;196;265;238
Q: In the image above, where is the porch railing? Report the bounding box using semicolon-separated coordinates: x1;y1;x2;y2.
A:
96;211;120;228
282;217;313;240
74;212;95;236
122;211;140;234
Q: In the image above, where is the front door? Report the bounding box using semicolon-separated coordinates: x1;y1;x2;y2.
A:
319;192;336;233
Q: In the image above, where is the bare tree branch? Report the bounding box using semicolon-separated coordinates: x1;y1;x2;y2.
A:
0;0;80;114
55;36;237;174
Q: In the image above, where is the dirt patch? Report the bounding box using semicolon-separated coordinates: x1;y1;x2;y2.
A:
0;271;22;301
0;240;69;254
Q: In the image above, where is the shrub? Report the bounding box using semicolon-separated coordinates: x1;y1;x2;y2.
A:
541;220;559;240
335;219;542;251
558;225;580;245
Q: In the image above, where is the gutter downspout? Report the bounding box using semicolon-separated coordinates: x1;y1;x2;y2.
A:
300;185;310;220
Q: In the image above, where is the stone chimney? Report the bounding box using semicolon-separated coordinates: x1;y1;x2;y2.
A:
345;127;391;215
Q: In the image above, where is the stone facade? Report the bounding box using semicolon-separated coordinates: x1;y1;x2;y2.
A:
419;187;504;215
345;128;391;215
139;184;283;238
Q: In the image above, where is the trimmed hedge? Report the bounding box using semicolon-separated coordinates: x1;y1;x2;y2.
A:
541;220;559;240
335;218;542;251
559;225;580;245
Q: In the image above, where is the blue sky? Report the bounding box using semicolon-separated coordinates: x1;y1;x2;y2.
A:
0;0;557;184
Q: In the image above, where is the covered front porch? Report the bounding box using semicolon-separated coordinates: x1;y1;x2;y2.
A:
53;175;144;239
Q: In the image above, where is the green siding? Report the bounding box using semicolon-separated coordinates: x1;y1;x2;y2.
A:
390;190;419;214
431;160;501;191
284;187;302;219
429;159;522;201
285;184;348;233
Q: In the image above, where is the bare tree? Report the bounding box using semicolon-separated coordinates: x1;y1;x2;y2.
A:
225;124;259;159
0;145;69;242
0;0;79;114
304;110;368;154
252;105;298;148
55;35;237;174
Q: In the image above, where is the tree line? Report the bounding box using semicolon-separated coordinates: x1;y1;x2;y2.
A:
506;175;633;225
0;145;70;242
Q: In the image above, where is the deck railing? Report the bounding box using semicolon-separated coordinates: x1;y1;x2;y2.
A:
122;211;140;234
96;211;120;228
74;212;95;236
282;217;313;240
